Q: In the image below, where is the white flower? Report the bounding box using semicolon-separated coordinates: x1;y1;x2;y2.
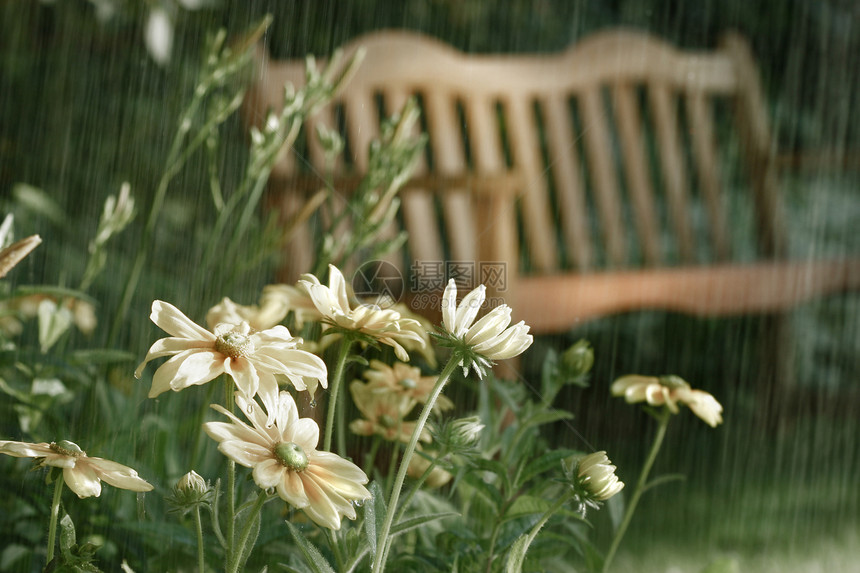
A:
440;279;533;377
203;392;371;530
577;451;624;501
611;374;724;427
0;439;153;498
259;284;324;329
135;300;327;426
299;265;426;361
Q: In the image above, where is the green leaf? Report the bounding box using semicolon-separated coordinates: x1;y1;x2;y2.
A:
642;473;686;494
390;512;459;537
522;409;574;429
285;522;336;573
234;502;262;573
504;533;529;573
515;449;580;488
365;481;386;558
68;349;136;365
502;496;551;523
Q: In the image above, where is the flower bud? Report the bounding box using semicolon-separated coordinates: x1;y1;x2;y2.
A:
176;471;207;496
576;451;624;502
448;416;484;449
167;471;212;514
561;339;594;380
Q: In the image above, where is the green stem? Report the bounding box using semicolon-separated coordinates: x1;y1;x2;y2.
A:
328;529;346;572
372;356;459;573
324;337;353;454
194;506;206;573
602;409;671;573
507;490;577;571
394;449;445;525
227;490;268;573
224;379;236;568
45;471;64;565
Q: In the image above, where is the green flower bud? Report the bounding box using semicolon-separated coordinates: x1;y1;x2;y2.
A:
561;339;594;379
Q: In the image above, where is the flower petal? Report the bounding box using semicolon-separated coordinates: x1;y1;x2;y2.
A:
87;457;153;492
150;300;214;341
64;464;102;498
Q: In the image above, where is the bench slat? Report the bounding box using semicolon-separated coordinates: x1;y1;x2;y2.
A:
614;83;661;265
650;82;696;262
541;94;593;271
580;86;627;267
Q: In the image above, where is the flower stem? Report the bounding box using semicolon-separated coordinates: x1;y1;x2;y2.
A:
324;337;353;454
602;409;671;572
224;379;236;568
372;356;459;573
45;471;64;565
227;490;268;573
194;506;206;573
510;490;576;569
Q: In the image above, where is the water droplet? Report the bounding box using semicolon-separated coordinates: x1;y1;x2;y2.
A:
246;403;254;415
353;498;365;508
309;399;317;408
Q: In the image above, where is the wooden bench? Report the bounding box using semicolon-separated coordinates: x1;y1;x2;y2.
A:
245;29;860;337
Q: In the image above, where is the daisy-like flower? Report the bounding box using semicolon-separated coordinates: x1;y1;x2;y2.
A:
349;378;430;443
0;439;153;498
299;265;426;361
203;392;371;530
259;284;324;329
575;451;624;502
135;300;327;426
439;279;533;378
361;360;453;412
611;374;723;427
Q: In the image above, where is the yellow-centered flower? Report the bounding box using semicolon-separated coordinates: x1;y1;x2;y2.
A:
135;300;326;426
203;392;371;530
0;439;153;498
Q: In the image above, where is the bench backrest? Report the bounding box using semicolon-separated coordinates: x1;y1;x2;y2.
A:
246;29;784;285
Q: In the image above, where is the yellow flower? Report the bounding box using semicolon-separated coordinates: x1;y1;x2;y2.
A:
576;451;624;501
0;439;153;498
361;360;453;412
440;279;533;377
203;392;371;530
135;300;326;426
611;374;723;427
349;378;429;443
299;265;426;361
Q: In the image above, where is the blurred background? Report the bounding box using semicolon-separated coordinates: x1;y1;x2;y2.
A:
1;1;858;571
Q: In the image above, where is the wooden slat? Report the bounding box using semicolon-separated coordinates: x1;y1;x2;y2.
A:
613;83;661;265
423;92;476;263
721;32;785;257
384;90;444;266
686;90;730;260
649;82;695;262
504;96;557;272
462;95;517;297
579;86;626;266
514;258;860;333
541;95;592;271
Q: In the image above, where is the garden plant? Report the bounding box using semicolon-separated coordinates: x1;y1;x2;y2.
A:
0;18;725;573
